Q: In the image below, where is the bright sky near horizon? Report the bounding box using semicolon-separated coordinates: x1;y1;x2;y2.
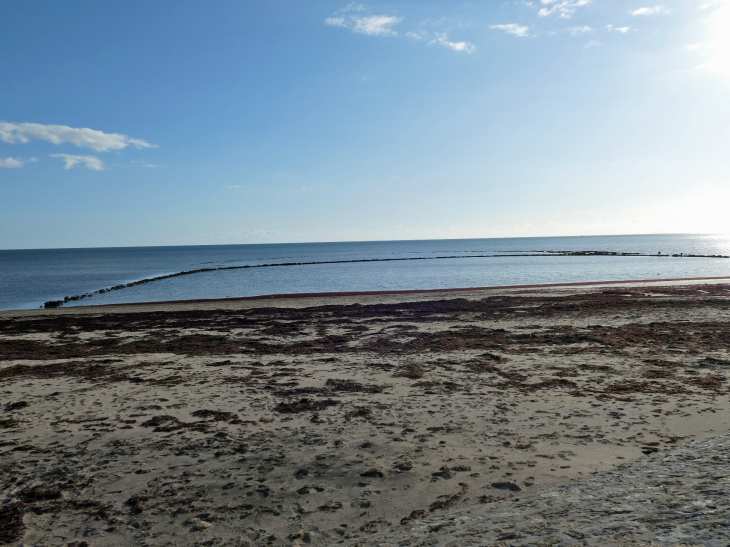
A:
1;0;729;249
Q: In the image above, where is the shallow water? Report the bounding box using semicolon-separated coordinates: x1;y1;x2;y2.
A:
2;234;730;310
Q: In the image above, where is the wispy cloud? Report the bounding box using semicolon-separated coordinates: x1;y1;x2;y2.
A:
327;5;475;53
537;0;591;18
491;24;531;37
0;122;156;152
0;157;25;168
408;30;476;52
584;40;601;48
354;15;402;36
51;154;105;171
325;5;403;37
566;26;593;35
430;33;476;52
606;24;632;33
632;6;669;15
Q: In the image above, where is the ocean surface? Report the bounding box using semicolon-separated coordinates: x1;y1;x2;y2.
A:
2;234;730;311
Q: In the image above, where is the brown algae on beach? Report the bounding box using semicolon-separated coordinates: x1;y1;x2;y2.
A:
3;282;730;545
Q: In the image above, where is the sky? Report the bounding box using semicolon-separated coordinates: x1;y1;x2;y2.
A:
1;0;729;249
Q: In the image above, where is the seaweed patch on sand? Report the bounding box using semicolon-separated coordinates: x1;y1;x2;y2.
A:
3;282;730;545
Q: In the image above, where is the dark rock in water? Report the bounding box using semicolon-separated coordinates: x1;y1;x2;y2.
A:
44;300;63;309
491;481;522;492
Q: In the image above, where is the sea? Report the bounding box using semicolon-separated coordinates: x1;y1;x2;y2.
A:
2;234;730;311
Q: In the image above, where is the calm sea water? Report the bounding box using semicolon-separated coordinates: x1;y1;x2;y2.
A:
2;234;730;311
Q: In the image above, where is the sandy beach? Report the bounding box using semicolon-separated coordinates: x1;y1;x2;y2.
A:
3;280;730;546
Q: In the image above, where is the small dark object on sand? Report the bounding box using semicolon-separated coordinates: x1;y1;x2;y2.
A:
273;398;340;413
345;407;372;419
360;468;384;478
0;502;25;544
19;485;62;502
393;364;425;379
325;378;387;393
491;481;522;492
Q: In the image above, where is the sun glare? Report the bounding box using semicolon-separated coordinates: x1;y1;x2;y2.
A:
703;2;730;78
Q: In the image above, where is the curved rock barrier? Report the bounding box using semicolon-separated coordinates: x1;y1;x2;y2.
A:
335;433;730;546
42;250;730;308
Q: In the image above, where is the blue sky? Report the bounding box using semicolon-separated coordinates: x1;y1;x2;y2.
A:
1;0;729;249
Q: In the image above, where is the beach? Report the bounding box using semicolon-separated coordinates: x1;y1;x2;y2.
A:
3;279;730;546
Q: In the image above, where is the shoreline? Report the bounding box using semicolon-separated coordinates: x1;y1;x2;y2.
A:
129;274;730;304
16;274;730;314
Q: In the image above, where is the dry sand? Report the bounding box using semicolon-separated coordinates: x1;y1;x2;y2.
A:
2;280;730;546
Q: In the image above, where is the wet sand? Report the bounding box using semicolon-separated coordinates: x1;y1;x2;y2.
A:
2;280;730;546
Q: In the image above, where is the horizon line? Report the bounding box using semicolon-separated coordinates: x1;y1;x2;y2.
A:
0;232;712;252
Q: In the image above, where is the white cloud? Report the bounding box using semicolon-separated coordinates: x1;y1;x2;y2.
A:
353;15;402;36
341;2;366;12
0;122;156;152
408;30;475;52
566;26;593;35
406;30;428;41
491;24;531;37
325;11;402;37
325;17;346;27
632;6;669;15
430;33;476;52
0;157;24;168
584;40;601;48
606;24;632;33
537;0;591;18
51;154;105;171
328;5;473;52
